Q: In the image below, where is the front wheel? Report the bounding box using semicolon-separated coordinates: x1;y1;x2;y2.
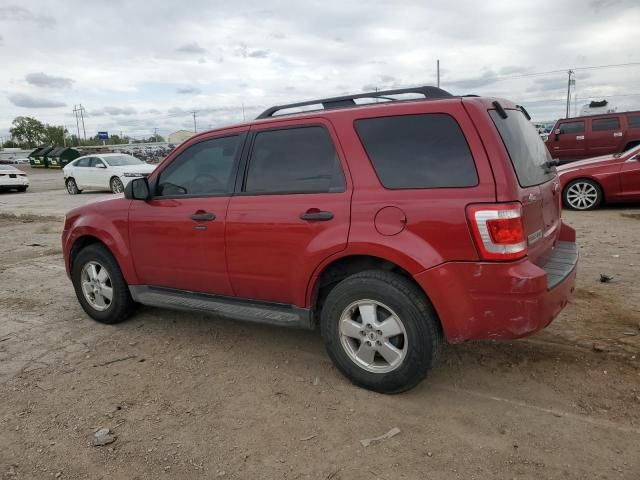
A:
563;179;602;210
110;177;124;194
321;270;442;394
71;244;135;324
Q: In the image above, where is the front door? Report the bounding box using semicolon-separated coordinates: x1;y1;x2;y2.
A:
588;116;624;156
620;153;640;200
225;121;351;306
548;120;586;162
129;133;246;295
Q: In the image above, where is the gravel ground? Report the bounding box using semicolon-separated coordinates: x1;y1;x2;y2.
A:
1;168;639;479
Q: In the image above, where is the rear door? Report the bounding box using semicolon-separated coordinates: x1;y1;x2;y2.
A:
88;157;110;188
71;157;91;187
225;119;351;306
490;109;560;266
587;116;624;156
547;120;586;162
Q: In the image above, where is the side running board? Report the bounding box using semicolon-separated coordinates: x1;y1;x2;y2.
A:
129;286;313;329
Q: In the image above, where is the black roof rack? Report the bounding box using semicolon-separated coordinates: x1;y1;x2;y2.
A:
256;85;453;119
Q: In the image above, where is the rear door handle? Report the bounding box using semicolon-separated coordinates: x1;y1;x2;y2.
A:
191;212;216;221
300;211;333;221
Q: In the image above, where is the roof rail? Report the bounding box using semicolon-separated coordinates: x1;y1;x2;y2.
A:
256;85;453;119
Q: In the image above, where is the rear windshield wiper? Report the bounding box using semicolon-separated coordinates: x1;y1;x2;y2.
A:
543;159;559;173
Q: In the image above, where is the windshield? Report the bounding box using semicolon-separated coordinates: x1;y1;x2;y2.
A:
490;109;555;188
615;144;640;158
104;155;144;167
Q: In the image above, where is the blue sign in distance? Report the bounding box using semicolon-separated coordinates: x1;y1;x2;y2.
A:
97;131;109;140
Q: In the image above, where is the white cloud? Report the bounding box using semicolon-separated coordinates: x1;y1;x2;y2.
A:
1;0;639;137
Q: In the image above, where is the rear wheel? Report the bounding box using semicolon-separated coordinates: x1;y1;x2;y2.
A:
66;178;81;195
563;179;602;210
71;244;135;324
320;270;442;393
110;177;124;194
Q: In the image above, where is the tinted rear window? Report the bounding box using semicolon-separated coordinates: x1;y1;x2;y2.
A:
490;110;555;188
592;117;620;131
354;114;477;189
629;115;640;128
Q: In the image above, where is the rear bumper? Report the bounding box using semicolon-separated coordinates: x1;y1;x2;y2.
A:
414;225;578;343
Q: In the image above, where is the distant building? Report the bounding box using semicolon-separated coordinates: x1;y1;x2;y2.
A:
168;130;195;144
580;100;617;116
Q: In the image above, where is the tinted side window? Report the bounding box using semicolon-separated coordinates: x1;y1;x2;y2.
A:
90;158;105;167
355;114;477;189
628;115;640;128
244;126;345;194
157;135;241;197
558;121;584;134
75;157;90;167
592;117;620;131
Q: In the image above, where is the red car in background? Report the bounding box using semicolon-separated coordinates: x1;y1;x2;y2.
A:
546;111;640;163
558;145;640;210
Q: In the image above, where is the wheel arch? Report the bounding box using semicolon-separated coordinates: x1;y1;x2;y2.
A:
307;253;443;334
66;225;138;285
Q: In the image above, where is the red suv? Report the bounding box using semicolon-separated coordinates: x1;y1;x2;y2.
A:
545;110;640;163
62;86;578;393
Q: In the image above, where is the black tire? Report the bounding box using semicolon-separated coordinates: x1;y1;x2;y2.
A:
66;178;81;195
563;179;602;211
320;270;442;394
110;176;124;194
71;243;135;324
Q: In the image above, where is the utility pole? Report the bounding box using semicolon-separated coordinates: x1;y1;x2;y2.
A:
72;105;81;142
242;103;245;121
192;111;197;133
437;59;440;88
79;105;86;141
153;128;158;142
565;70;574;119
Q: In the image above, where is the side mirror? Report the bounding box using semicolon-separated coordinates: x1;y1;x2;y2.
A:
124;177;150;200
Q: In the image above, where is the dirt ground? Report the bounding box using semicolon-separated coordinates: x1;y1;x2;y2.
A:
1;168;639;480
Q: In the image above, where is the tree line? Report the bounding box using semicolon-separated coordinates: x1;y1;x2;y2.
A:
1;116;165;149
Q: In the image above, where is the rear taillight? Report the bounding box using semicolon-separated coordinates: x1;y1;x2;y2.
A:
467;203;527;261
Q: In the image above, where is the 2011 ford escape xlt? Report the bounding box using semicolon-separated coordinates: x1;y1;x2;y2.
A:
62;86;578;393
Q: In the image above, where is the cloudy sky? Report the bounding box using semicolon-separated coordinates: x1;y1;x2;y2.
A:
1;0;639;140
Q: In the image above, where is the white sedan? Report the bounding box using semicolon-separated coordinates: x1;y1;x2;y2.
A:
63;154;156;194
0;165;29;192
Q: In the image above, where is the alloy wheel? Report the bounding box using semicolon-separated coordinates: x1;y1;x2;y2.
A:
66;179;78;194
566;181;599;210
80;261;113;311
338;299;408;373
111;177;124;193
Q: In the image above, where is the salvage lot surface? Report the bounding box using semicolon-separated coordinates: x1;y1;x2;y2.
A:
1;168;639;479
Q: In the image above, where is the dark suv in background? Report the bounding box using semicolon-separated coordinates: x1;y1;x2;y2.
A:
62;86;578;393
546;110;640;163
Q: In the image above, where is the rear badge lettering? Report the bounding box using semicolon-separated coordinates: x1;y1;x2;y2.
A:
528;229;543;245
